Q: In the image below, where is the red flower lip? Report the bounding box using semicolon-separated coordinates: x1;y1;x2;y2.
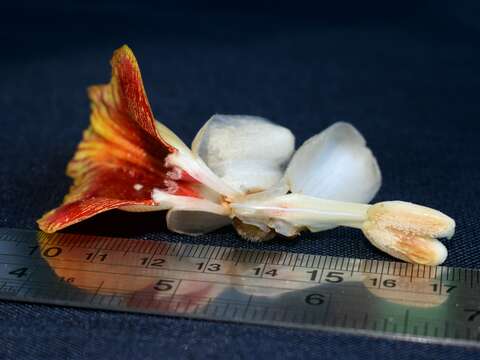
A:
37;46;202;233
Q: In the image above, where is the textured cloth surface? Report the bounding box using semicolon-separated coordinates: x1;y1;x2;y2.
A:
1;1;480;358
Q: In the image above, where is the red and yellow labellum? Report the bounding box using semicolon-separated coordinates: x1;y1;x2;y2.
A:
37;45;200;233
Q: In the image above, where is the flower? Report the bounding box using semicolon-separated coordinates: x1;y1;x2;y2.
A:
37;45;455;265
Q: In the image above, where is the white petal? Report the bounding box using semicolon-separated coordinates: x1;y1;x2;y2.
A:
151;188;231;235
285;122;381;204
166;209;231;235
192;114;295;194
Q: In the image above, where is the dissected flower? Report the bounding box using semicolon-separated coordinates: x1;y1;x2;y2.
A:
37;45;455;265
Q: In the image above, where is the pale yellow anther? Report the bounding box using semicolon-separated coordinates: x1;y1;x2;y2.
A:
361;201;455;265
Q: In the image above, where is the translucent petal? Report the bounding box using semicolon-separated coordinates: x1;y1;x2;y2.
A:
192;114;295;194
150;189;230;235
285;122;381;203
166;210;231;235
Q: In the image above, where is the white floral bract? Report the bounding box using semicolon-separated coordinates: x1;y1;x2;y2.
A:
154;117;381;234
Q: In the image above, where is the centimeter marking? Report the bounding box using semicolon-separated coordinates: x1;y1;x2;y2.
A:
0;228;480;347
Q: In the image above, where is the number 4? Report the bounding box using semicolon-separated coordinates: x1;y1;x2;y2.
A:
9;267;28;278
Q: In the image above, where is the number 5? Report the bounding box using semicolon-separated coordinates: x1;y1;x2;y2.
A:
324;271;344;283
154;279;175;291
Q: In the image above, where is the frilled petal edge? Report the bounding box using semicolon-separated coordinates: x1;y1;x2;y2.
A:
38;45;200;233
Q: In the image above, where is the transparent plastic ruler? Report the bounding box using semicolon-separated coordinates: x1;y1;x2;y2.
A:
0;228;479;346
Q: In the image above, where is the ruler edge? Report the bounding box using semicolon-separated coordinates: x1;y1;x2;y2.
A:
2;289;480;350
3;227;475;277
1;227;480;347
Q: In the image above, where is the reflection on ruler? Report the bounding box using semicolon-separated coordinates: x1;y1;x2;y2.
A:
0;228;479;346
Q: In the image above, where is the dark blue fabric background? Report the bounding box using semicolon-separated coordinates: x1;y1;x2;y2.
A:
1;1;480;358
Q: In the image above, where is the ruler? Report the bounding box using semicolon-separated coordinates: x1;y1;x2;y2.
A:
0;228;479;346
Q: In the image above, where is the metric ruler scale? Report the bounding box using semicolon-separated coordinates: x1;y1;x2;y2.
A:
0;228;479;346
